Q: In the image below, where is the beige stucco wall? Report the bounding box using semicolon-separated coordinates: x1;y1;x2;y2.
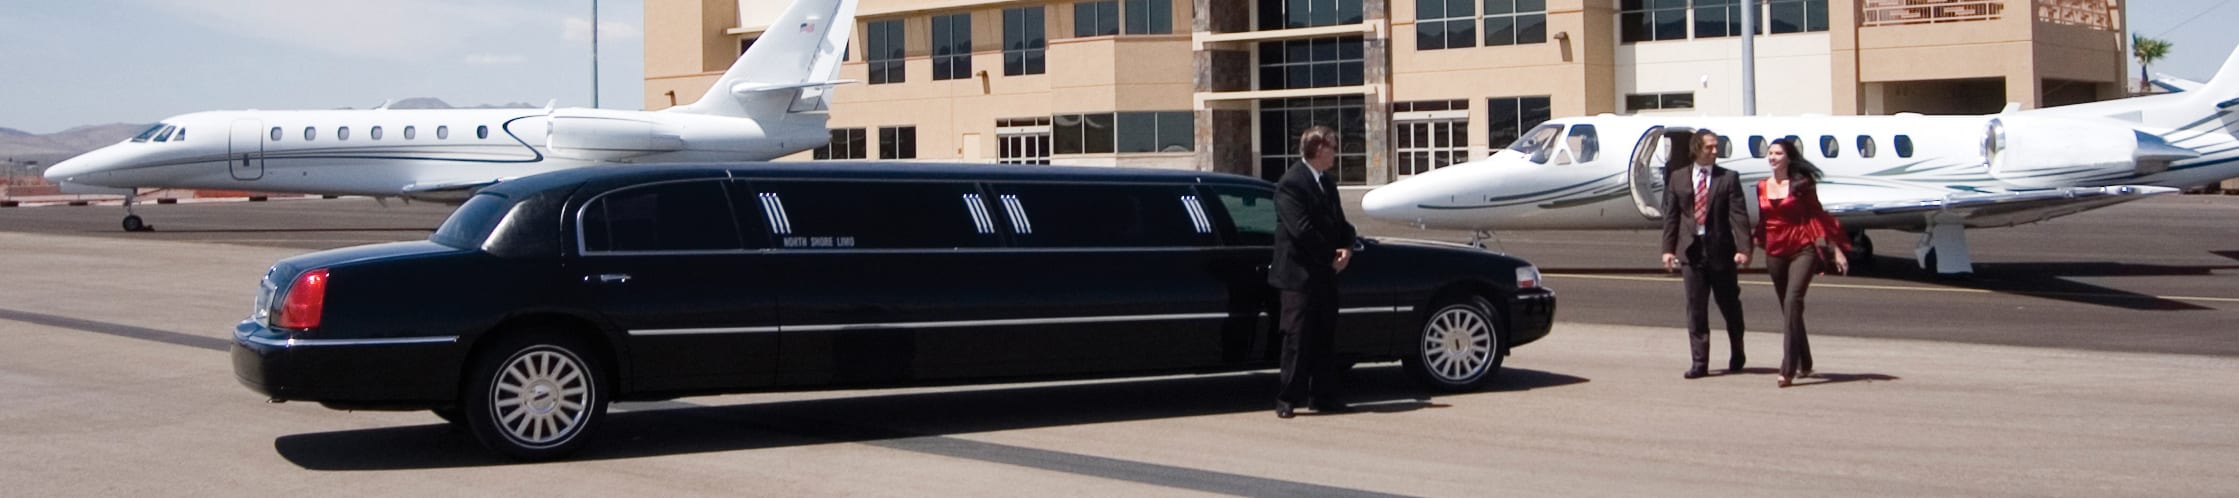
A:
1617;34;1835;116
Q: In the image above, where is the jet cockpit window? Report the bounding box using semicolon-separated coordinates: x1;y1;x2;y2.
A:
1509;123;1563;164
130;124;166;143
1563;124;1599;163
172;128;183;142
151;125;177;142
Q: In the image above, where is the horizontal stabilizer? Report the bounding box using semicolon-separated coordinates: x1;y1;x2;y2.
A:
729;80;858;97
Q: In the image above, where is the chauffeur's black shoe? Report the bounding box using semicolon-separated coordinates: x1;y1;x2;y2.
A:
1275;401;1296;419
1683;367;1709;379
1309;397;1350;413
1729;355;1746;373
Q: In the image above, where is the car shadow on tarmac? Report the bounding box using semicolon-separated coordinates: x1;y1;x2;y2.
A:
272;365;1590;470
1545;254;2234;312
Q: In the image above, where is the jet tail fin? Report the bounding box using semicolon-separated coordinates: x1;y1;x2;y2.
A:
673;0;858;119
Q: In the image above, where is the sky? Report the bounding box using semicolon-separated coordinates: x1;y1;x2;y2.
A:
0;1;2234;134
0;0;644;134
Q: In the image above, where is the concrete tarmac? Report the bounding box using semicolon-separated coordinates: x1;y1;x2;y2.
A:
0;212;2235;495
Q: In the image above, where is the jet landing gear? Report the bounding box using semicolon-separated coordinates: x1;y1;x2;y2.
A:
1467;230;1496;249
120;190;152;232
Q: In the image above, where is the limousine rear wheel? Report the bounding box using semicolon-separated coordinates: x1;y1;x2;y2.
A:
1405;296;1504;392
461;333;609;461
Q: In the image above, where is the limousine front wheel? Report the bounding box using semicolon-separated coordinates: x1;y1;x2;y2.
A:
462;333;609;461
1406;296;1504;392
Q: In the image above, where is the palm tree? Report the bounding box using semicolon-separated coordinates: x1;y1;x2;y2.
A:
2133;34;2173;93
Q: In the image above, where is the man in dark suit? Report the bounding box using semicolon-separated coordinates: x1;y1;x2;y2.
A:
1660;129;1752;379
1270;125;1357;418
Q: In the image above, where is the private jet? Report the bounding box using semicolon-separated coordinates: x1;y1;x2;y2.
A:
1362;49;2239;275
46;0;858;232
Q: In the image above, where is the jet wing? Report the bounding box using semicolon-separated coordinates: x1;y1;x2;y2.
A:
1821;185;2178;228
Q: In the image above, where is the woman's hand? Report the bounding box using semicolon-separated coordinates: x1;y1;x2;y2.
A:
1831;250;1850;275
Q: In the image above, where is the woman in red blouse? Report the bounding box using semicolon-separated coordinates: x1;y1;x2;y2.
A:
1755;138;1850;388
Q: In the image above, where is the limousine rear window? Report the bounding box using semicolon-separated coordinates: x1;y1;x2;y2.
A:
581;180;744;252
991;183;1213;248
1208;186;1276;246
432;194;515;249
748;180;995;249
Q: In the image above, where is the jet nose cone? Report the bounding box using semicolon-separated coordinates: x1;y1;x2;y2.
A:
44;156;89;182
1361;184;1406;219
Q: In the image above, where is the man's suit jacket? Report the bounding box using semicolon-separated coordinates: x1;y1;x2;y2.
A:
1660;163;1751;271
1270;161;1357;290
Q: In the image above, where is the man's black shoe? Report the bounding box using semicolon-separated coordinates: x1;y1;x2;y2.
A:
1683;367;1709;379
1275;401;1296;419
1729;355;1746;373
1309;397;1350;413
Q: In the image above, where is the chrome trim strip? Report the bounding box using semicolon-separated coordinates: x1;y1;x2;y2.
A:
238;334;460;348
630;326;783;336
999;194;1032;234
1338;306;1413;315
758;192;786;234
1181;195;1213;233
782;312;1230;332
963;194;994;234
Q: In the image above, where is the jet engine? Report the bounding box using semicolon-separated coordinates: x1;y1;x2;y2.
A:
546;110;687;161
1986;116;2196;188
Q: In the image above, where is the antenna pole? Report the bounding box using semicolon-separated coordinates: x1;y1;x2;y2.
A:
592;0;601;109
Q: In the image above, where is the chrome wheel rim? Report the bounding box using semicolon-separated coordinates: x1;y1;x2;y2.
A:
1421;306;1495;383
490;348;592;447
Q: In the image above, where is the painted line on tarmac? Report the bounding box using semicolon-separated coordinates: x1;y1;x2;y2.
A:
6;307;1415;497
0;307;231;352
1545;273;2239;303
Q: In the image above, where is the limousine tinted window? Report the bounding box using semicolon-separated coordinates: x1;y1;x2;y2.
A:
432;193;515;249
580;180;744;252
993;183;1212;248
1209;186;1277;246
748;180;997;249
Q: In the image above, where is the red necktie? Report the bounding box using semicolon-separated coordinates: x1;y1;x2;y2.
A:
1694;167;1710;230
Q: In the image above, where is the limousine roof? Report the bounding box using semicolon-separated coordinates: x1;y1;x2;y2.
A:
481;161;1274;199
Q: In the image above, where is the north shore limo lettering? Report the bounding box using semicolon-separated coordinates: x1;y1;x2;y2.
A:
782;236;857;248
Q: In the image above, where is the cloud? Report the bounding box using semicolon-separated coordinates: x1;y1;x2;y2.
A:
462;54;526;65
143;0;544;60
564;17;641;42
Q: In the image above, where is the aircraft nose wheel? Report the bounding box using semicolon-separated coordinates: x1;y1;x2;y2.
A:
121;215;150;232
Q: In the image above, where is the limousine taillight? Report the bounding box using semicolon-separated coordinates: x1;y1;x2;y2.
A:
1516;265;1541;289
273;268;329;330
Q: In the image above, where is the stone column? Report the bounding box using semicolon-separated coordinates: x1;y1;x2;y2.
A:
1194;0;1253;175
1362;0;1393;184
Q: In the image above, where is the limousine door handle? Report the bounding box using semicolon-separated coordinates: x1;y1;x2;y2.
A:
588;273;632;284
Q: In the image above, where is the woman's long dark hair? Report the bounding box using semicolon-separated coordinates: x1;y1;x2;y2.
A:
1770;138;1824;181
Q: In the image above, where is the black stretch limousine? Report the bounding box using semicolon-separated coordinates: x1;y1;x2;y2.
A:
232;162;1555;459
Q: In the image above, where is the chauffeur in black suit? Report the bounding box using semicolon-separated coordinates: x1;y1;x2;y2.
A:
1660;129;1753;379
1271;125;1358;418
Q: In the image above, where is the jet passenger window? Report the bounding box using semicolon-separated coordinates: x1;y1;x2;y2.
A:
747;181;994;250
579;180;744;253
993;183;1213;248
1857;135;1876;158
403;126;416;140
338;127;351;141
270;127;283;142
1748;136;1766;158
1818;135;1837;158
1894;135;1914;158
1717;136;1733;159
304;127;316;141
1564;125;1599;163
437;126;450;140
477;125;490;140
370;126;383;140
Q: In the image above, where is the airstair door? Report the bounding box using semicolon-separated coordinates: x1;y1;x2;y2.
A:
228;119;264;181
1627;126;1683;219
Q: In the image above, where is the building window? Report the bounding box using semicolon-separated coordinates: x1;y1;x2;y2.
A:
1766;0;1829;34
1894;134;1914;157
1124;0;1172;34
879;126;917;159
1116;111;1195;153
1259;0;1365;30
1395;100;1470;176
1416;0;1477;50
1691;0;1741;38
1819;135;1839;158
1620;0;1689;42
868;20;905;84
1075;1;1120;36
998;117;1053;165
813;128;868;160
1004;7;1047;76
932;13;972;81
1625;92;1694;112
1054;113;1117;154
1857;135;1877;158
1259;96;1366;184
1485;96;1552;150
1484;0;1546;46
738;37;756;56
1257;36;1363;90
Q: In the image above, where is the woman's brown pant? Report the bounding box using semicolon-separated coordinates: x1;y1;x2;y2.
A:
1766;250;1819;378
